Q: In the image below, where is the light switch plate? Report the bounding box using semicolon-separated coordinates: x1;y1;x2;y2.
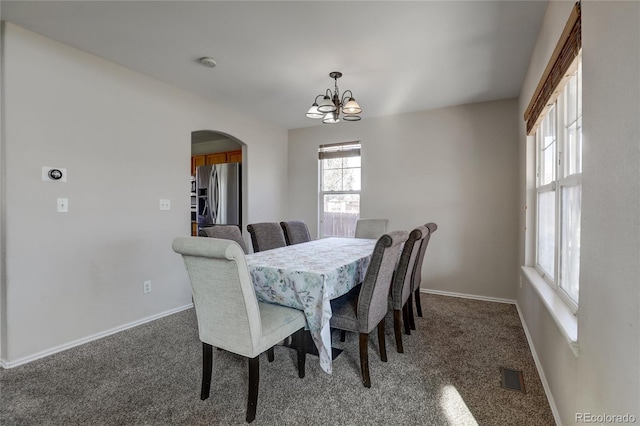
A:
57;198;69;212
159;199;171;210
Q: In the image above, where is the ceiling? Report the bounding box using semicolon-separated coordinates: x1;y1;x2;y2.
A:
1;1;548;130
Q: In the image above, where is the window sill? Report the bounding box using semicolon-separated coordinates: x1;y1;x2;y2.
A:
521;266;579;357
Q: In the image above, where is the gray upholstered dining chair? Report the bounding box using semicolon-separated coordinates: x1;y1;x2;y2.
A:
389;225;429;353
354;218;389;239
172;237;307;423
280;221;311;245
409;222;438;329
199;225;248;254
329;230;408;388
246;222;287;252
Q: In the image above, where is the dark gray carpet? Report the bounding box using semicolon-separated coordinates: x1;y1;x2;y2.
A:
0;294;554;425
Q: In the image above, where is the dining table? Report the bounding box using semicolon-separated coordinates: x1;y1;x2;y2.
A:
245;237;377;374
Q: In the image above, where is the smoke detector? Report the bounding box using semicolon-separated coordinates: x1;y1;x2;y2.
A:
198;57;217;68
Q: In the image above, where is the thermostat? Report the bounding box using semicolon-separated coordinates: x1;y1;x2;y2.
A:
42;167;67;182
49;169;63;180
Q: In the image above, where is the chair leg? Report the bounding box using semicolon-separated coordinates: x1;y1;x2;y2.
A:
377;319;387;362
393;309;404;353
408;293;416;331
414;288;423;317
295;328;306;378
267;347;274;362
359;333;371;388
340;330;346;342
246;356;259;423
404;297;412;335
201;343;213;400
402;303;411;335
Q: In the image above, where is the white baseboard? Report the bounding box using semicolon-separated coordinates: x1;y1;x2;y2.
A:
420;288;561;425
0;303;194;369
515;302;562;426
420;288;516;305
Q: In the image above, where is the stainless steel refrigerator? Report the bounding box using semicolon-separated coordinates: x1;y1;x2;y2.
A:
195;163;241;232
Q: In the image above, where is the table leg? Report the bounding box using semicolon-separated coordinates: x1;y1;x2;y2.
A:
283;330;343;360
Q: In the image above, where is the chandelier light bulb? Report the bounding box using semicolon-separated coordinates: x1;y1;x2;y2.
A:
322;112;340;124
306;103;323;119
342;98;362;114
317;95;337;113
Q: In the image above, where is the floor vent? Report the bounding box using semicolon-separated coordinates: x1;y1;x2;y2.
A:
500;367;526;393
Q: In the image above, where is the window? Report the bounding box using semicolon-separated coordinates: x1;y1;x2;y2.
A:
525;2;581;313
535;58;582;310
318;142;361;237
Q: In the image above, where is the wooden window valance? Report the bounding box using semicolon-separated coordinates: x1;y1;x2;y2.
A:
524;2;581;135
318;141;361;160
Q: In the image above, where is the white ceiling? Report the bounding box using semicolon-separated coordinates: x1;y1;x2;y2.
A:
1;0;548;130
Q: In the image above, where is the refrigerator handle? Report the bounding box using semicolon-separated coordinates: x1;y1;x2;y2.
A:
209;166;219;223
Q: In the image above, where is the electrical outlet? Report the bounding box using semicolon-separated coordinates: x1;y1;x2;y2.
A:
159;199;171;210
143;280;152;293
519;276;523;288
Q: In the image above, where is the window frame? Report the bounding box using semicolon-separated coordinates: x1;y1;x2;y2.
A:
534;55;582;313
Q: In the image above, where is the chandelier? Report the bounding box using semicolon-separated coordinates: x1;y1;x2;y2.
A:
305;71;362;124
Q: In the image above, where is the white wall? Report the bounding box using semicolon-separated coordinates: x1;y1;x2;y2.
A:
518;2;640;424
0;23;288;364
289;99;520;301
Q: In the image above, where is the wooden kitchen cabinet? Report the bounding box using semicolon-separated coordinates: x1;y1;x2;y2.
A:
227;150;242;163
190;152;226;175
191;155;206;175
205;152;228;165
191;149;242;175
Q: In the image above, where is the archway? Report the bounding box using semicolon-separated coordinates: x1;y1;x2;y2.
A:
190;130;247;238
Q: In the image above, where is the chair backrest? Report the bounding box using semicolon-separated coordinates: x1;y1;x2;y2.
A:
391;225;429;309
411;222;438;292
280;221;311;245
246;222;287;252
355;218;389;239
172;237;261;358
199;225;248;254
356;230;408;333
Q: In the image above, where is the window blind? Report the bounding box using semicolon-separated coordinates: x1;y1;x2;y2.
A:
318;141;361;160
524;2;581;135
